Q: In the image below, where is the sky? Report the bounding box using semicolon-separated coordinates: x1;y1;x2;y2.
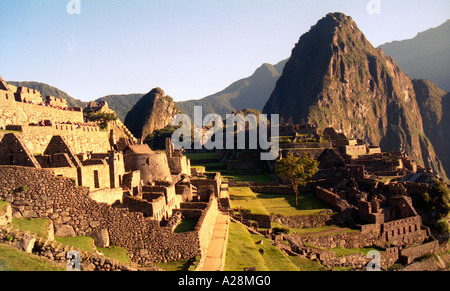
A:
1;0;449;102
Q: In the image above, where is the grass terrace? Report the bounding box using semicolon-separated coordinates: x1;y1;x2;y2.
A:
224;222;327;271
229;187;331;217
2;217;131;269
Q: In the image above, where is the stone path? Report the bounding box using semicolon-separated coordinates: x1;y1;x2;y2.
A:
199;183;230;271
200;212;230;271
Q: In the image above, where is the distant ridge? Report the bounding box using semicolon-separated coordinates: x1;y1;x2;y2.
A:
378;19;450;91
175;59;288;120
6;81;86;108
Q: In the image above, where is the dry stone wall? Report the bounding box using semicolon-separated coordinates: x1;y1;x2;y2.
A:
0;97;83;129
0;165;218;263
0;125;111;155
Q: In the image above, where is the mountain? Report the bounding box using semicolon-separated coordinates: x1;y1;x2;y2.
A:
378;20;450;92
95;94;144;122
176;59;288;120
413;79;450;177
263;12;447;179
6;81;86;108
124;87;180;140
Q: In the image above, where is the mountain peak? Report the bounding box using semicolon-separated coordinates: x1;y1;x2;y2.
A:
252;63;280;79
263;13;447;179
124;87;179;139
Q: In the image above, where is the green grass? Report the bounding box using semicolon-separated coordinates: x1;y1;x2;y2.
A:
330;246;382;257
249;233;300;271
224;222;269;271
0;243;66;271
97;246;130;264
229;187;331;217
173;218;198;233
229;187;269;216
185;152;218;161
154;259;195;271
229;187;330;217
287;255;328;271
225;222;301;271
221;173;275;183
255;192;331;216
12;218;52;238
56;236;97;252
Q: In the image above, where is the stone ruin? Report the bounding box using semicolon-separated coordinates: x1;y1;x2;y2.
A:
0;80;225;267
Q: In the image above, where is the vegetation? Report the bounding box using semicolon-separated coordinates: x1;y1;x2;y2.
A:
95;93;144;121
55;236;97;252
220;173;275;183
255;192;330;216
229;187;269;216
411;178;450;233
12;218;51;238
185;152;218;161
97;246;130;265
144;126;180;150
6;81;86;108
154;258;197;271
0;244;66;271
275;153;319;206
84;110;118;130
173;218;198;233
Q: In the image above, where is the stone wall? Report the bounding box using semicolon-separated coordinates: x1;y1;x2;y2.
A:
0;224;152;271
400;240;439;264
124;152;173;184
0;165;219;263
299;229;382;249
316;187;352;212
89;187;124;205
250;185;294;194
382;216;429;246
195;195;219;268
0;97;83;130
274;213;343;228
0;124;111;155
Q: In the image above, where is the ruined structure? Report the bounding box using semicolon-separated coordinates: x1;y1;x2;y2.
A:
0;80;224;266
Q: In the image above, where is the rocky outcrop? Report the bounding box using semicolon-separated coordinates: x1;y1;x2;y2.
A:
413;79;450;180
124;87;179;139
263;12;447;179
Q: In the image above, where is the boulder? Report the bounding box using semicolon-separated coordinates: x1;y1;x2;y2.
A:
20;233;36;253
0;202;12;226
93;229;110;248
55;224;76;237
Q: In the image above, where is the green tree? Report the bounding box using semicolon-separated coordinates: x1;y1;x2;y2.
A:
275;153;319;206
84;110;118;130
144;126;180;150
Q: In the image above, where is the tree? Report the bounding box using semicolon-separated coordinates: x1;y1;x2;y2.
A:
275;153;319;206
84;110;118;130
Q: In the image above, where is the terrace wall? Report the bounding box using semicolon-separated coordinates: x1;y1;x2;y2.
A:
0;166;218;263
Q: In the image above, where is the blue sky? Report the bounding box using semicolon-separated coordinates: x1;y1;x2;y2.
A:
1;0;449;102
